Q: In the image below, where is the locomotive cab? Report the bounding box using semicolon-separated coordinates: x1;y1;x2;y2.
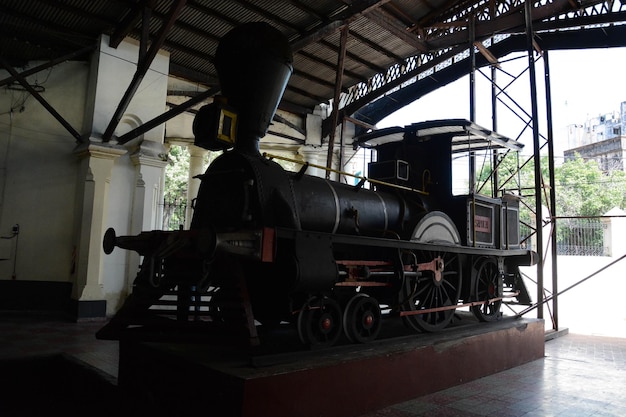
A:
355;119;526;249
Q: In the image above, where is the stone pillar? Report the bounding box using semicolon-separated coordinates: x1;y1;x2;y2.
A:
120;140;169;295
298;145;331;179
602;207;626;257
72;142;126;318
129;140;169;232
76;35;169;317
611;218;626;256
186;145;208;228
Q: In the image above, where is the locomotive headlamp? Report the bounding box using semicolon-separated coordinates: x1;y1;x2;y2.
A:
193;96;239;151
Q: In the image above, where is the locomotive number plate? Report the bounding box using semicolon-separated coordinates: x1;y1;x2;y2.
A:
474;215;491;233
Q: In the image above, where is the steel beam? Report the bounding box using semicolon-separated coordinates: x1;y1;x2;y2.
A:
0;44;96;88
325;25;348;179
117;86;219;145
102;0;187;142
0;56;84;143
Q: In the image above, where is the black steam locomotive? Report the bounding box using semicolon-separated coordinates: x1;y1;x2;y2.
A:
98;22;536;349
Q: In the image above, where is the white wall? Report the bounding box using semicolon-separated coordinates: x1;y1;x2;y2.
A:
550;255;626;338
0;36;170;316
87;35;169;143
502;256;626;339
518;211;626;339
0;60;88;282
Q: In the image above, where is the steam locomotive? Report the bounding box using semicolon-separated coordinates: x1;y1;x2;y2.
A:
98;22;536;349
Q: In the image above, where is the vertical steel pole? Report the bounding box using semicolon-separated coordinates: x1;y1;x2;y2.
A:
544;50;559;330
469;16;476;123
469;15;476;194
491;64;499;197
525;0;544;320
326;25;348;179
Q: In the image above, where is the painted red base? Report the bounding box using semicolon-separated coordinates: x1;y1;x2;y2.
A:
117;315;545;417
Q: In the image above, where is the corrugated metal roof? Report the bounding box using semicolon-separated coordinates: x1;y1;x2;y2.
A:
0;0;474;112
1;0;624;133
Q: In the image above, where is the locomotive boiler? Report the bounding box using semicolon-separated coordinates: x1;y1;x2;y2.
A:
98;22;536;349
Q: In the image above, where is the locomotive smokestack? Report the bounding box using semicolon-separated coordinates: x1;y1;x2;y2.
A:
214;22;293;155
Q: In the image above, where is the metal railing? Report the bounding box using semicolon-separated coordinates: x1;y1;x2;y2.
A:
162;198;187;231
520;217;607;256
556;218;606;256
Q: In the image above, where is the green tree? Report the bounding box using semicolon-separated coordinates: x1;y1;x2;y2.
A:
494;151;626;217
489;151;626;253
163;145;190;230
552;153;626;254
555;153;626;217
163;146;219;230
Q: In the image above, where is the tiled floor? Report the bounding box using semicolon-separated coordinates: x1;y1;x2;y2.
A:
1;316;625;416
361;333;626;417
0;316;119;379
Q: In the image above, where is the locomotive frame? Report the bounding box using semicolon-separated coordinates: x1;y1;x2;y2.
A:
97;22;536;350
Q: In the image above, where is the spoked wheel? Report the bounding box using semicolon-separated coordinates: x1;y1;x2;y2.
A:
297;296;343;348
343;294;382;343
471;257;502;322
402;212;463;333
401;248;462;332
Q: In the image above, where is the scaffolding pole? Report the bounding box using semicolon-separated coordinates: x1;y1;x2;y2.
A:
525;0;544;321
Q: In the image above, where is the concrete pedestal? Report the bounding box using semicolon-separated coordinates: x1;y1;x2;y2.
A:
117;314;545;417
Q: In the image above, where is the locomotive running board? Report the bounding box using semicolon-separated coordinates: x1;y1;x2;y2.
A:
274;228;537;266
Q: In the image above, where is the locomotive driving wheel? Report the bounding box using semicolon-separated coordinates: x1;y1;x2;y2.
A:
297;296;343;348
343;294;382;343
402;212;463;332
401;248;462;332
471;257;502;322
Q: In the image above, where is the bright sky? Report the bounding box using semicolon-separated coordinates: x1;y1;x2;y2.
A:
377;47;626;160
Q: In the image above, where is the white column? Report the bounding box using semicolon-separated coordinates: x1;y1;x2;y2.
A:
186;145;208;228
297;145;330;179
127;140;169;290
77;35;169;317
72;142;126;302
129;140;170;231
603;208;626;257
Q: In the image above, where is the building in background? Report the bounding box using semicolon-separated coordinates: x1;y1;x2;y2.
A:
565;101;626;172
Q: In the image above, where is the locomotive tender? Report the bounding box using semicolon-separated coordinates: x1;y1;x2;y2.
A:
99;22;536;348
